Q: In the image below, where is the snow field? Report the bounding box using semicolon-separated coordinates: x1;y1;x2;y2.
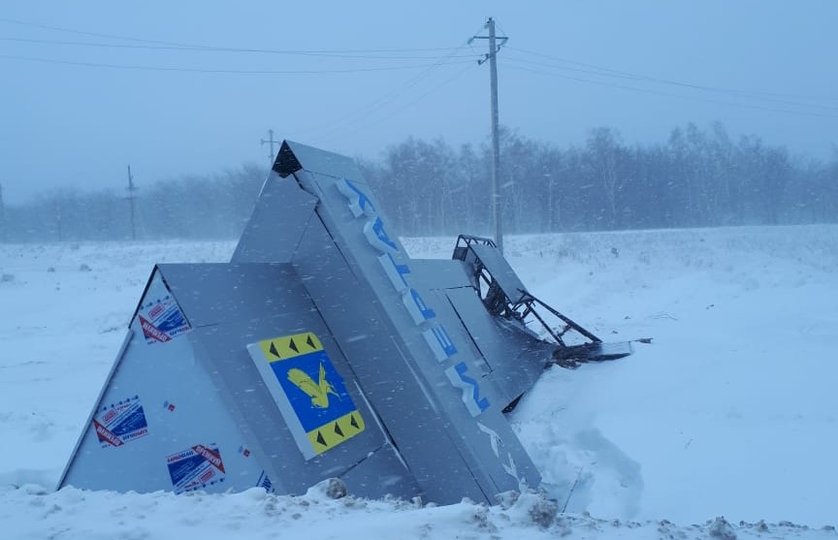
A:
1;225;837;538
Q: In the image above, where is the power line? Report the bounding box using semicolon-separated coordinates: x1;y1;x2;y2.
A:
315;61;477;141
0;36;476;60
318;61;478;144
506;46;838;105
0;16;218;48
504;54;838;113
5;14;835;107
282;20;483;140
0;17;463;56
500;59;838;120
0;16;486;143
0;53;474;75
298;38;481;140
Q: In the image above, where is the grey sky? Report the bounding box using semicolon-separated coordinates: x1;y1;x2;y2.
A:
1;0;836;203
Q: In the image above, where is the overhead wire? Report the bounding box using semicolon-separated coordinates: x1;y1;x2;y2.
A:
0;36;477;60
500;58;838;120
4;15;833;130
313;21;491;143
7;15;827;104
0;17;464;56
0;53;474;74
506;46;838;105
297;29;484;140
503;54;838;113
318;61;480;144
0;16;486;141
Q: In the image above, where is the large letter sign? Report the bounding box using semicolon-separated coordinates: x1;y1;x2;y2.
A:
336;178;489;417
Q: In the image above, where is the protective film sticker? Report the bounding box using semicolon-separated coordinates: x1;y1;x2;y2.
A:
92;395;149;448
247;332;365;460
137;273;191;344
166;444;226;494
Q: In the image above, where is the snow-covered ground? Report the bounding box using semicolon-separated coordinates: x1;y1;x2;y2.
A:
1;225;837;539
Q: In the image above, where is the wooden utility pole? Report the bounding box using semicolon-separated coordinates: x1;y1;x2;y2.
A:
261;129;279;166
127;165;137;240
470;18;508;253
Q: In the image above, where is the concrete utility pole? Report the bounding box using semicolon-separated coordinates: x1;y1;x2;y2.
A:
261;129;279;166
470;18;508;253
127;165;138;241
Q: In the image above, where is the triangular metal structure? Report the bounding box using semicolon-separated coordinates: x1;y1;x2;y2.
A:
59;140;630;504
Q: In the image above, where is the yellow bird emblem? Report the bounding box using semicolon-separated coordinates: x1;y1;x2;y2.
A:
287;363;339;408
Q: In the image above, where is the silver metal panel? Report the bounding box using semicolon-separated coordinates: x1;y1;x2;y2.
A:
445;287;552;407
290;217;490;503
339;442;421;499
231;175;318;263
470;243;529;303
156;263;415;500
406;258;473;291
61;292;265;494
157;262;302;328
63;263;417;500
420;287;547;489
276;140;365;181
424;288;494;384
287;160;541;502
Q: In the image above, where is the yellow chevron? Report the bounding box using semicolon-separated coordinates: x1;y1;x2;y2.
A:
258;332;323;362
306;410;366;455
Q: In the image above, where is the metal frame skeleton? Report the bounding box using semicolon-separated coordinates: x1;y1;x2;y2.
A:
452;234;631;367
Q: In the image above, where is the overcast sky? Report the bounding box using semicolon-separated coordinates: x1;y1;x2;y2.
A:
1;1;836;203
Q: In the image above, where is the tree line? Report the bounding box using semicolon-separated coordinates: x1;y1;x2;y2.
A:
361;123;837;236
2;122;836;242
2;165;267;242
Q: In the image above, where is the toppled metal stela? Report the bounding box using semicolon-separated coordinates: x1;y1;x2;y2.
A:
59;140;631;504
